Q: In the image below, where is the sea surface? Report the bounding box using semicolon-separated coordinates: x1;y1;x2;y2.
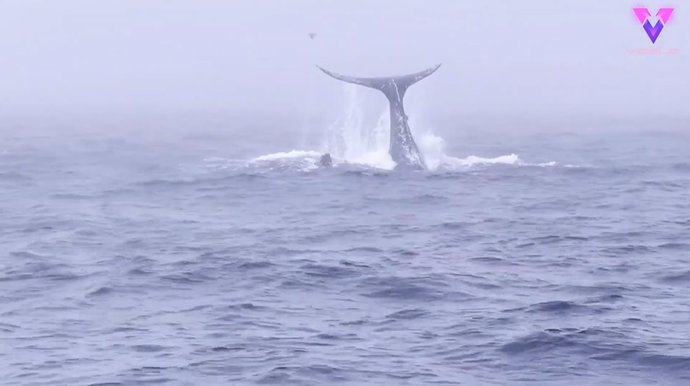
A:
2;119;690;385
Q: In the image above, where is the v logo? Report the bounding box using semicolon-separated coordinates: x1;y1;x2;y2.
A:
643;20;664;44
633;7;674;44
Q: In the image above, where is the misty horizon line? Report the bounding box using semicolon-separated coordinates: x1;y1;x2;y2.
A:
1;110;688;132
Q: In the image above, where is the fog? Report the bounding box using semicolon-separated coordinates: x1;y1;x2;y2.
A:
1;0;688;128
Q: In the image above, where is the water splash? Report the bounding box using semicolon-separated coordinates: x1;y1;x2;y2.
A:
322;85;535;171
253;150;322;162
240;84;555;172
323;85;395;170
250;150;321;172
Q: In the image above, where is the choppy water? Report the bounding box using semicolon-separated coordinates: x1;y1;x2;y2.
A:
2;121;690;385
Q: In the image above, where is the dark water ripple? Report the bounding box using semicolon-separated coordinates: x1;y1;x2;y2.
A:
2;131;690;385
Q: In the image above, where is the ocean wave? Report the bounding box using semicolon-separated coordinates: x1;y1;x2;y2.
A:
505;299;612;315
0;171;32;182
501;328;622;356
661;270;690;284
358;275;458;301
501;327;690;375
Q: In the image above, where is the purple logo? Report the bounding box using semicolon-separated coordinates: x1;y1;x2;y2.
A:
634;7;674;43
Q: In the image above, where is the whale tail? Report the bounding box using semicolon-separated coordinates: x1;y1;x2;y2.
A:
317;64;441;101
318;64;441;171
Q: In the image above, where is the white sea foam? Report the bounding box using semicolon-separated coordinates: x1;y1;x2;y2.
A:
252;150;322;162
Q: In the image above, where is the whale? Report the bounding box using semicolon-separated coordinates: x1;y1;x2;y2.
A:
318;64;441;170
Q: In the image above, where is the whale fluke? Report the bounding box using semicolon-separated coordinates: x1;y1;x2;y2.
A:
317;64;441;100
318;64;441;170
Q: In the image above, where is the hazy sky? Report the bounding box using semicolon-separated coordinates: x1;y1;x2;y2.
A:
1;0;688;120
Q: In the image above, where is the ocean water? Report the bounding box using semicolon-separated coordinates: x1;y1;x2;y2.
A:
2;109;690;386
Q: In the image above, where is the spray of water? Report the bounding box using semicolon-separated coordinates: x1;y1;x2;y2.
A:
242;83;552;172
321;84;527;171
322;85;395;169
